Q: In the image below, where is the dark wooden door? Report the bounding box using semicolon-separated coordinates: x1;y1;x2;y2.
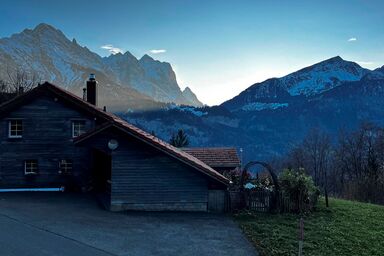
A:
92;149;111;193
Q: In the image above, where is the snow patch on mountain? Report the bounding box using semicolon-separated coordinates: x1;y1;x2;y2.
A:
169;104;208;116
282;56;368;96
241;102;289;111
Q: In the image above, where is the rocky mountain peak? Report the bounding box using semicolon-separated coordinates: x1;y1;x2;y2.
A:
299;56;362;73
29;23;67;39
33;23;57;32
140;54;154;62
324;55;343;63
279;56;369;96
376;65;384;73
181;87;204;107
0;23;204;108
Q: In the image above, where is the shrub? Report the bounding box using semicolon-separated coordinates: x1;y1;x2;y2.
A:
279;168;320;213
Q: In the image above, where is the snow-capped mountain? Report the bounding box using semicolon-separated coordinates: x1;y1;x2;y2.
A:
282;56;368;96
0;23;107;87
222;56;370;111
103;52;203;106
0;23;203;109
123;57;384;163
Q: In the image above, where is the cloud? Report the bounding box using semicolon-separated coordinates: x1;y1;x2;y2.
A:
149;49;166;54
356;61;374;65
348;37;357;42
101;44;123;54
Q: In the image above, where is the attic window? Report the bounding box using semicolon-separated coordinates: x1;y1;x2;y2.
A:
72;120;86;138
25;160;38;175
59;160;73;174
8;120;23;138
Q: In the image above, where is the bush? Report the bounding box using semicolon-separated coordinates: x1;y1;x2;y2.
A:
279;168;320;213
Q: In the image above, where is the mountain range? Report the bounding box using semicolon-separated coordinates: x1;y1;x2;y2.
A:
1;23;384;162
0;23;203;111
123;56;384;162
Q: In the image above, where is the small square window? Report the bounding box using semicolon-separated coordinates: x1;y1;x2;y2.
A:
25;160;38;175
72;120;86;138
59;160;73;174
8;120;23;138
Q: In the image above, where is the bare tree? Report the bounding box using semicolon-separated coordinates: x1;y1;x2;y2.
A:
329;123;384;204
280;123;384;205
0;79;11;103
285;145;306;171
301;128;332;207
6;66;41;94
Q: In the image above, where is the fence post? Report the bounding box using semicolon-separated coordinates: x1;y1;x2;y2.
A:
298;217;304;256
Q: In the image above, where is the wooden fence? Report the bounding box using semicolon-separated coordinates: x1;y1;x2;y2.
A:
228;190;296;213
246;190;272;212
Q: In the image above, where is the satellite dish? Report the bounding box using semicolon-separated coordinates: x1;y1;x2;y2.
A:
108;139;119;150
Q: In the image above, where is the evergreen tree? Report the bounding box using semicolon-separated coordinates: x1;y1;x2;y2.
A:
170;129;189;148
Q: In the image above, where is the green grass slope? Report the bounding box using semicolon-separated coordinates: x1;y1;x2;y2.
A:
234;198;384;256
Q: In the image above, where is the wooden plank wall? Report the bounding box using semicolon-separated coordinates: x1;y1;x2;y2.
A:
208;190;226;212
0;92;97;189
84;128;211;211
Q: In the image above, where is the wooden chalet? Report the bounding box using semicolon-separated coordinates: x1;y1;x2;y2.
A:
0;76;230;212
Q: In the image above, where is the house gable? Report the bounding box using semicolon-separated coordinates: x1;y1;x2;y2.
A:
0;92;97;188
0;82;229;209
0;83;110;123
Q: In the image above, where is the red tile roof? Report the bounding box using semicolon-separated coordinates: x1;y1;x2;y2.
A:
0;82;229;185
182;148;241;168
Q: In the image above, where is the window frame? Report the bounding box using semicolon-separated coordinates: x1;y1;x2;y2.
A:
72;120;86;138
58;159;73;175
24;160;38;175
8;119;23;138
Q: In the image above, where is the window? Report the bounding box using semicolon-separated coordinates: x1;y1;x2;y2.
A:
59;160;73;174
8;120;23;138
72;120;86;138
24;160;38;175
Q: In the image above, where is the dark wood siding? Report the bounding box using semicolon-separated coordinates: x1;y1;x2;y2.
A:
208;190;226;212
0;93;97;188
83;129;209;211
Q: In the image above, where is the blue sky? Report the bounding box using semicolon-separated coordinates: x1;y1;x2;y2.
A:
0;0;383;105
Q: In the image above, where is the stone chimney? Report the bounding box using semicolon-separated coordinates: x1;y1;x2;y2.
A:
86;74;97;106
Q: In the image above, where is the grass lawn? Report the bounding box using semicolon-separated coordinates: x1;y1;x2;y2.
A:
234;198;384;256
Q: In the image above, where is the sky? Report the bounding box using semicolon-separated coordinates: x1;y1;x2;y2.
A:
0;0;383;105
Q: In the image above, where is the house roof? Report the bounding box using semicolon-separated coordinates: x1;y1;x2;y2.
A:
182;147;241;168
0;82;230;185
